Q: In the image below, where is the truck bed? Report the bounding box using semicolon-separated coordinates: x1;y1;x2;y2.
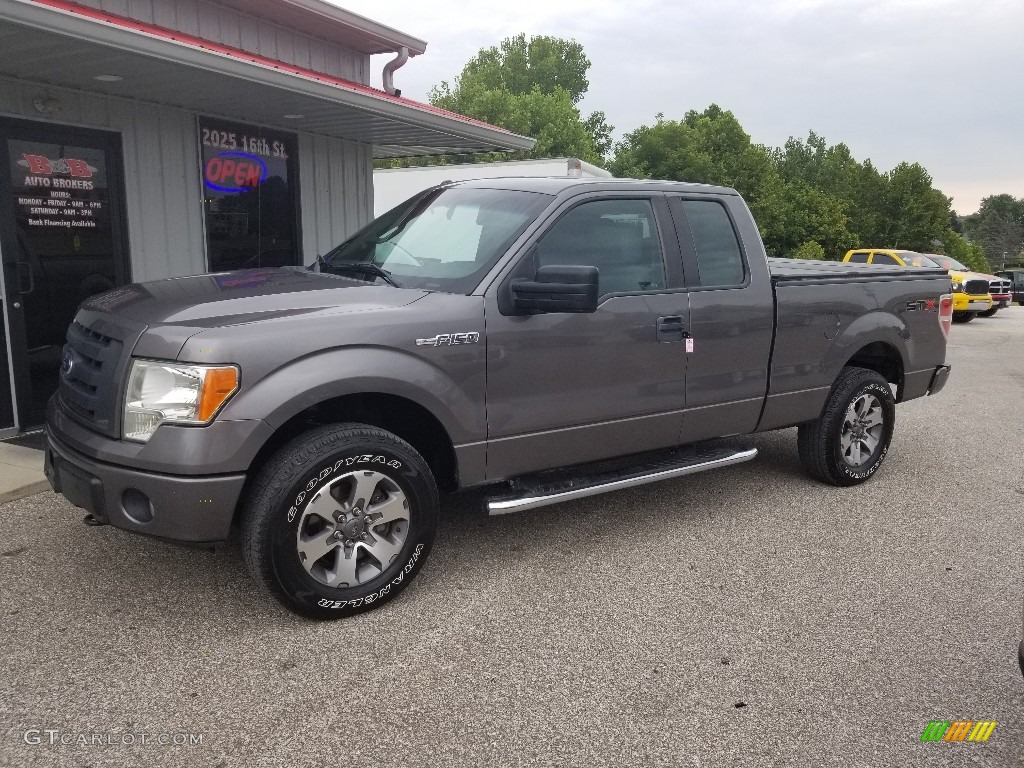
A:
768;257;948;283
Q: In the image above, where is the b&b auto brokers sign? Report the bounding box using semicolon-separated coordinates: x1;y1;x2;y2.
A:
13;149;104;229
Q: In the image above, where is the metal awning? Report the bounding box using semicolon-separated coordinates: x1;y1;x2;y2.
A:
0;0;535;158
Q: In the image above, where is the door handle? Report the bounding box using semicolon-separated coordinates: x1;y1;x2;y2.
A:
16;262;34;295
656;315;685;342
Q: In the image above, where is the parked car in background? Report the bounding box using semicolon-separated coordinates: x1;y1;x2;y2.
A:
995;269;1024;306
843;249;991;322
925;255;1011;318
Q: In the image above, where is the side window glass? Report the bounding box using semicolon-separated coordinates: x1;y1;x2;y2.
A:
680;200;745;287
872;253;899;265
847;252;870;263
535;199;666;295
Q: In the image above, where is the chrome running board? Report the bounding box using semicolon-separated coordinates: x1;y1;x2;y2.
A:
486;446;758;515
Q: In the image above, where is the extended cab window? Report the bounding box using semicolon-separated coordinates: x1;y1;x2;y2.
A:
679;200;745;287
872;253;899;265
535;199;666;295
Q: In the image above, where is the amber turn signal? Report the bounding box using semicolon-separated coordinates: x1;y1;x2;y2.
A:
197;367;239;422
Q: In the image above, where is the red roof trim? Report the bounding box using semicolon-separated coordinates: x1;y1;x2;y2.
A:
30;0;522;139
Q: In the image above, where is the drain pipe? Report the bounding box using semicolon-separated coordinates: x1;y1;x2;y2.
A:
383;47;410;97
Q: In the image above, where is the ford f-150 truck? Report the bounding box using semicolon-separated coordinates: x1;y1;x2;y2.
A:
45;178;953;618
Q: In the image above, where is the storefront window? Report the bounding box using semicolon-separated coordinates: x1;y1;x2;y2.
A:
199;118;299;272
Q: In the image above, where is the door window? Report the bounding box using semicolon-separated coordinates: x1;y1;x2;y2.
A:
678;200;745;286
535;199;666;295
847;251;870;263
199;118;299;272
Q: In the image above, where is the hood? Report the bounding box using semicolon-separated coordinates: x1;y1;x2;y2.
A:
81;268;426;328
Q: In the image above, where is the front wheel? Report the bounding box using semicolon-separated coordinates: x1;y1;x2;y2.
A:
241;423;438;619
797;367;895;486
951;311;975;323
978;307;999;318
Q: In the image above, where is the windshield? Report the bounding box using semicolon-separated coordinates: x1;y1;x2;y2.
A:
931;255;969;271
904;254;942;268
322;187;550;292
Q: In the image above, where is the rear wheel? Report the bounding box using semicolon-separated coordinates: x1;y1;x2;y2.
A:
951;311;975;323
798;367;895;486
241;423;438;619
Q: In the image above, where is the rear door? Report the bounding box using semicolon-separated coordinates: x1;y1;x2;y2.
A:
484;193;690;479
667;195;774;443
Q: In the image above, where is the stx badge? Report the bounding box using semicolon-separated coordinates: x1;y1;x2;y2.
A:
416;332;480;347
905;298;938;312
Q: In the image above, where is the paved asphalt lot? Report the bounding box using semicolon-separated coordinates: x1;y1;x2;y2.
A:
2;307;1023;768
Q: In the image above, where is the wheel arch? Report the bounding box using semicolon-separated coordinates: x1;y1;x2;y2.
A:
235;392;460;529
842;340;905;398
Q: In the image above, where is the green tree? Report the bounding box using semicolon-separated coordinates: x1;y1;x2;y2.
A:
583;110;614;162
875;163;951;250
941;230;989;272
437;33;591;104
961;194;1024;269
791;241;826;260
610;107;855;258
411;34;604;166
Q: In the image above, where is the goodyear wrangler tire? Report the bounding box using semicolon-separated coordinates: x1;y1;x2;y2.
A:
241;423;438;619
797;367;895;487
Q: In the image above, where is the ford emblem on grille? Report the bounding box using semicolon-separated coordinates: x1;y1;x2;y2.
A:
60;351;73;376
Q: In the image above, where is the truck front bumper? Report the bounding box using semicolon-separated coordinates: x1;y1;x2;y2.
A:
45;431;246;544
952;293;991;312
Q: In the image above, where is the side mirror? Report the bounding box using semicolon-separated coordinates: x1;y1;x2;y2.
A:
511;265;599;314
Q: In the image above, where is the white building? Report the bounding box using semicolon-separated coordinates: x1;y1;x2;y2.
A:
374;157;611;216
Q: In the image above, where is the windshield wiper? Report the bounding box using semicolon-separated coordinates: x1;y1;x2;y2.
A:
324;262;402;287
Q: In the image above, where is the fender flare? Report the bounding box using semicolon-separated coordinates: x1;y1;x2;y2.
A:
219;346;484;446
822;310;909;386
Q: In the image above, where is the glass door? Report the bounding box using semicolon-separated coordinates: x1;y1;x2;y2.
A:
0;118;130;429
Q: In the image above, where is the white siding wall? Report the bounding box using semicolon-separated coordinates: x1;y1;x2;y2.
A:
72;0;369;84
299;133;373;261
1;76;374;280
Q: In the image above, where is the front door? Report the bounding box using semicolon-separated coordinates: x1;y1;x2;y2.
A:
485;194;690;480
0;118;130;430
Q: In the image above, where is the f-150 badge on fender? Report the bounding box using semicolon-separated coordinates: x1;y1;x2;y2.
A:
416;332;480;347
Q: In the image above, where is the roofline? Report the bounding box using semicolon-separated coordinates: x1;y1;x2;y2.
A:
10;0;534;152
213;0;427;55
374;157;611;177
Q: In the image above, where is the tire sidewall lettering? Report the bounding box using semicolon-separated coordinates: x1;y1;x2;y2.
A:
315;543;425;609
285;454;405;521
837;382;894;479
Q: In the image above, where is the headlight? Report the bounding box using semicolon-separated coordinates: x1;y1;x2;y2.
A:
123;360;239;443
950;279;962;292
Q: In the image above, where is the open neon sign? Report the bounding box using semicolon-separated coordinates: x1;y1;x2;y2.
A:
204;151;268;192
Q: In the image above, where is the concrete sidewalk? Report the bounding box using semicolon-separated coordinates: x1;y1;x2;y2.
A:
0;440;48;504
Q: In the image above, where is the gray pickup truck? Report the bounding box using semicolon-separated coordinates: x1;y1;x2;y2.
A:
45;178;953;618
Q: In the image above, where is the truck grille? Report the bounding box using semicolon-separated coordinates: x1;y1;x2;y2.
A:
58;315;139;438
989;279;1011;294
964;279;989;295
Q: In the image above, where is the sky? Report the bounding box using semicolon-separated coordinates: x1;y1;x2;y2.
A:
336;0;1023;214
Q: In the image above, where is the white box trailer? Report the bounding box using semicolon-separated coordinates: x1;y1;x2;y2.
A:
373;157;611;216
